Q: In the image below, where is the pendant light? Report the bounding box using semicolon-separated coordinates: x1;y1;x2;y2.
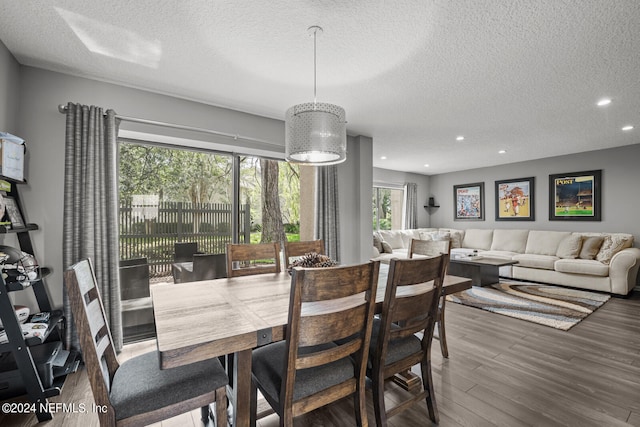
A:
285;26;347;165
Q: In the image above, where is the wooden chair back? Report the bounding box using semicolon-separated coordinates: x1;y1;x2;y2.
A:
174;242;199;263
371;254;448;424
226;242;282;277
193;253;227;281
283;239;325;269
64;259;119;420
283;261;380;421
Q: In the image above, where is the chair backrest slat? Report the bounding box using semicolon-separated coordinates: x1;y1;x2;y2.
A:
298;303;367;346
226;242;281;277
284;240;325;269
409;239;450;259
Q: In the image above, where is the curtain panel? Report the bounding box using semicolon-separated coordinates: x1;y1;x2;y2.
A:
315;165;340;262
404;182;418;229
62;102;123;352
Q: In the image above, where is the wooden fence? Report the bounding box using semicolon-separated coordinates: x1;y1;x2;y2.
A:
119;201;251;277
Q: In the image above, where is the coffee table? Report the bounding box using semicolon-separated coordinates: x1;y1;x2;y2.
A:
448;256;518;286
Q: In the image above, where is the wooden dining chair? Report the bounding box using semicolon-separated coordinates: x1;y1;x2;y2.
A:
283;239;325;269
251;261;380;427
64;258;229;427
226;242;281;277
369;254;447;426
408;238;453;358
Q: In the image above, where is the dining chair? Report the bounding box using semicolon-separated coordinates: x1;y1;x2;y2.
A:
226;242;281;277
251;261;380;427
283;239;325;269
174;241;200;263
408;238;453;358
369;254;447;426
193;253;227;281
65;258;228;427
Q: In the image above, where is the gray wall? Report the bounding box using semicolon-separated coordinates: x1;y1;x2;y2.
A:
429;144;640;244
373;167;431;228
0;40;20;132
10;66;372;309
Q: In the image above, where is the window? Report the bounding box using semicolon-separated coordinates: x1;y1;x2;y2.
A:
372;186;405;231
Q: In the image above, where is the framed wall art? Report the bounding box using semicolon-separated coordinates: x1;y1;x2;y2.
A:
495;177;535;221
3;195;25;228
454;182;484;220
549;170;601;221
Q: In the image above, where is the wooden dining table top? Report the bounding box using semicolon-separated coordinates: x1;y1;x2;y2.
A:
151;267;471;370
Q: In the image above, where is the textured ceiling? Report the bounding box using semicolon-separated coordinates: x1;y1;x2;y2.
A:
1;0;639;175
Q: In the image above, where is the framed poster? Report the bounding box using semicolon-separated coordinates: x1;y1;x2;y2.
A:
454;182;484;220
495;177;535;221
549;170;601;221
3;196;25;228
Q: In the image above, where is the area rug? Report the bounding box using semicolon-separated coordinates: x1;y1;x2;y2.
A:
446;281;611;330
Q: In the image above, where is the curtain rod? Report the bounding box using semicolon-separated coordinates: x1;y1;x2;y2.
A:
57;104;283;148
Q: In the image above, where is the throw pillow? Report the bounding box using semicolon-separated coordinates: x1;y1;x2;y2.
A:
381;241;393;254
373;233;383;253
433;231;451;242
449;231;464;248
596;234;634;264
579;236;605;260
556;234;583;259
419;231;436;241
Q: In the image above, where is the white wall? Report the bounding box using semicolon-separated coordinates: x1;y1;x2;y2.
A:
0;40;20;133
429;144;640;241
373;167;431;228
13;66;373;309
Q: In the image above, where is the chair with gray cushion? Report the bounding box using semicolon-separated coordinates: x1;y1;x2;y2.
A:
408;238;454;358
251;261;380;426
369;254;447;426
65;258;228;426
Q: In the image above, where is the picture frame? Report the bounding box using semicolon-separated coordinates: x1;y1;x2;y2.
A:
548;170;601;221
454;182;484;220
495;177;535;221
3;196;25;228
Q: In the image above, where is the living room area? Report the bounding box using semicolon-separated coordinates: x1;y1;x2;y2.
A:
2;2;640;426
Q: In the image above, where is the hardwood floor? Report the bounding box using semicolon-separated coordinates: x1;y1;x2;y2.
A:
2;291;639;426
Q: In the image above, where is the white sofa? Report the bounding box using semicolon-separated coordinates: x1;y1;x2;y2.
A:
372;228;640;296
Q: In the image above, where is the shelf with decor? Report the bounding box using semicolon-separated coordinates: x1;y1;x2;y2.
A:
0;168;79;421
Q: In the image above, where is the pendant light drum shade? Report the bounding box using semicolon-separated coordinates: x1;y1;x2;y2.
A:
285;102;346;165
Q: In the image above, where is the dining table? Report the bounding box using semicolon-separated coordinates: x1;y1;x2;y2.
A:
151;264;471;427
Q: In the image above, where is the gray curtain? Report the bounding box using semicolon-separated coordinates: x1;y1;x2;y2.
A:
62;102;122;352
315;166;340;262
404;182;418;229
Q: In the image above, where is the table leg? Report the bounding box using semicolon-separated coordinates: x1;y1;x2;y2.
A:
229;349;254;427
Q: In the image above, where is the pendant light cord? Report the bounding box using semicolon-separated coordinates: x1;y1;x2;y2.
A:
313;28;318;104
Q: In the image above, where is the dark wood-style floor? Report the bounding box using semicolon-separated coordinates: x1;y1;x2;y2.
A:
2;291;639;427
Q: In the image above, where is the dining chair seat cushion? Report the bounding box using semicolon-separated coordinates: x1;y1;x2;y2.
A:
110;351;228;420
369;318;422;367
252;341;355;404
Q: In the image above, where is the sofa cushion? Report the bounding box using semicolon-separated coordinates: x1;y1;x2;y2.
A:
525;231;571;256
381;241;393;253
556;234;583;259
399;230;421;248
512;254;558;270
596;234;634;264
461;229;493;250
438;228;464;248
378;230;405;249
579;236;605;260
554;259;609;277
373;233;383;253
490;229;529;253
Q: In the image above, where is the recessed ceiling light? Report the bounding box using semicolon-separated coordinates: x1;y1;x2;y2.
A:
380;156;387;160
424;164;429;167
597;98;612;107
456;136;465;141
622;125;634;131
498;150;506;154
